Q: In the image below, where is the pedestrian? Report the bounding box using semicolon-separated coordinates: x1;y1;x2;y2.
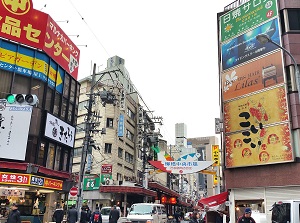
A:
174;210;181;223
91;207;102;223
80;207;89;223
68;204;78;223
53;205;64;223
237;208;256;223
189;211;200;223
7;203;21;223
109;205;120;223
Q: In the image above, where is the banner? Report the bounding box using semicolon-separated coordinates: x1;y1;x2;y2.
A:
222;51;284;101
221;18;280;71
224;86;288;133
225;123;293;167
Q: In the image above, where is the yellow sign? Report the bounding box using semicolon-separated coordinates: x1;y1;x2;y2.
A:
213;175;218;185
212;145;220;166
199;170;216;175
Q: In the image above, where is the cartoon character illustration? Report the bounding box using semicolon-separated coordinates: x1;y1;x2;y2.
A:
234;139;243;149
242;148;252;157
259;151;270;162
267;134;279;144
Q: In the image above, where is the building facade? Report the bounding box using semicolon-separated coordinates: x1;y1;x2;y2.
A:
218;0;300;222
0;1;80;223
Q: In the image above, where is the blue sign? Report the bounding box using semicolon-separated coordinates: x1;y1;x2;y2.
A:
221;18;280;71
30;176;44;186
117;114;124;137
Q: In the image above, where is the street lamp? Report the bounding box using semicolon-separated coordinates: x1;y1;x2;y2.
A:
256;34;300;101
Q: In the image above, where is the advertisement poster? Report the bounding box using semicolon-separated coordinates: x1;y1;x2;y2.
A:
225;123;293;167
224;86;289;133
221;18;280;71
222;51;284;101
220;0;278;42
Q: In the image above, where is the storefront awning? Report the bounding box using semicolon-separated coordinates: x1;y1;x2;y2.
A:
148;181;180;197
198;191;228;207
100;185;157;197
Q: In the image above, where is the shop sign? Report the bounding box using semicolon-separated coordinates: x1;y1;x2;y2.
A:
29;175;63;190
30;176;44;186
0;189;25;197
0;172;30;185
83;178;100;191
212;145;220;166
101;164;112;174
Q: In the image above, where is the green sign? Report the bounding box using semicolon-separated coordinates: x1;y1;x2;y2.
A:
83;177;100;190
100;174;112;184
220;0;278;42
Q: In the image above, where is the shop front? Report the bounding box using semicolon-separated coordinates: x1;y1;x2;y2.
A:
0;171;68;223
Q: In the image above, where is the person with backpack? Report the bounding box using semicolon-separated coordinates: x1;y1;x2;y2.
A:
68;204;78;223
91;207;102;223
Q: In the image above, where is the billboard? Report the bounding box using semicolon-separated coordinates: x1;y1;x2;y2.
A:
221;18;280;71
0;100;32;160
220;0;278;42
222;50;284;101
225;123;293;167
0;39;65;94
0;0;80;79
223;86;289;133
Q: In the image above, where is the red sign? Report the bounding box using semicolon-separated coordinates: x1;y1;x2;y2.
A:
0;0;80;79
0;172;30;185
101;164;112;174
43;177;63;190
70;186;78;196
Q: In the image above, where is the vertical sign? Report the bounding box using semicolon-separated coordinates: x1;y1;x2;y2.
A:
212;145;220;166
117;114;124;137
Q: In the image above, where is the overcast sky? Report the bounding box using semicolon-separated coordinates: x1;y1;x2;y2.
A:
32;0;234;145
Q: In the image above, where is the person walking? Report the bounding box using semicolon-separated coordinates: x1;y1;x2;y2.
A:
189;211;200;223
91;207;102;223
174;210;181;223
80;206;89;223
68;204;78;223
7;203;21;223
53;205;64;223
109;205;120;223
237;208;256;223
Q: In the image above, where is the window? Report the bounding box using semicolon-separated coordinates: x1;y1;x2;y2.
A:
104;143;112;153
287;9;300;31
54;92;61;116
45;87;54;112
70;78;76;103
76;123;85;133
63;74;70;98
37;142;46;166
126;108;135;120
74;148;83;157
12;74;30;94
125;152;134;164
126;129;134;141
61;98;67;119
46;144;55;169
107;118;113;128
68;103;74;122
78;100;88;111
117;173;123;181
118;147;123;158
54;146;62;171
62;150;68;171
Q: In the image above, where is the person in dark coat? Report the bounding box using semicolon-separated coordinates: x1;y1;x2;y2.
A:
91;207;102;223
189;211;200;223
108;206;119;223
237;208;256;223
80;206;89;223
68;205;78;223
53;205;64;223
7;203;21;223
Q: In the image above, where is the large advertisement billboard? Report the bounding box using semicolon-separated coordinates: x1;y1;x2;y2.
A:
0;0;80;79
221;18;280;71
222;50;284;101
220;0;278;42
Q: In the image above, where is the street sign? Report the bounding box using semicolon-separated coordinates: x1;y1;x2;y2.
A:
69;186;78;196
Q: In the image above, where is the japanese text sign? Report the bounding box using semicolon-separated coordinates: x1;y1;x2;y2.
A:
43;177;63;190
212;145;220;166
83;177;100;191
101;164;112;174
0;0;80;79
220;0;278;42
44;113;75;147
0;172;30;185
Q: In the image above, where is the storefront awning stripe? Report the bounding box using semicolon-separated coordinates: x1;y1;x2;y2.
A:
198;191;228;207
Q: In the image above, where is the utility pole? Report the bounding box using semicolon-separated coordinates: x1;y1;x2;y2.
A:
76;63;96;220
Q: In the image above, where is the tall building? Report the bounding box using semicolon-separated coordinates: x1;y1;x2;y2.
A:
218;0;300;222
0;1;80;222
74;56;189;215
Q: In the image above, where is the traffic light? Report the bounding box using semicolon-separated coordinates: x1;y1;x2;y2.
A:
6;94;39;106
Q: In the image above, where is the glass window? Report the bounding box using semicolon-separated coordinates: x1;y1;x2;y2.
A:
68;103;74;123
54;146;62;171
54;92;61;116
45;87;53;112
74;148;82;157
0;70;12;99
104;143;112;153
126;129;134;141
61;98;67;119
107;118;113;128
70;79;76;103
78;100;88;111
37;142;46;166
76;123;85;133
63;74;70;98
118;147;123;158
46;144;55;169
287;9;300;30
12;74;30;94
76;83;80;105
62;150;68;171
